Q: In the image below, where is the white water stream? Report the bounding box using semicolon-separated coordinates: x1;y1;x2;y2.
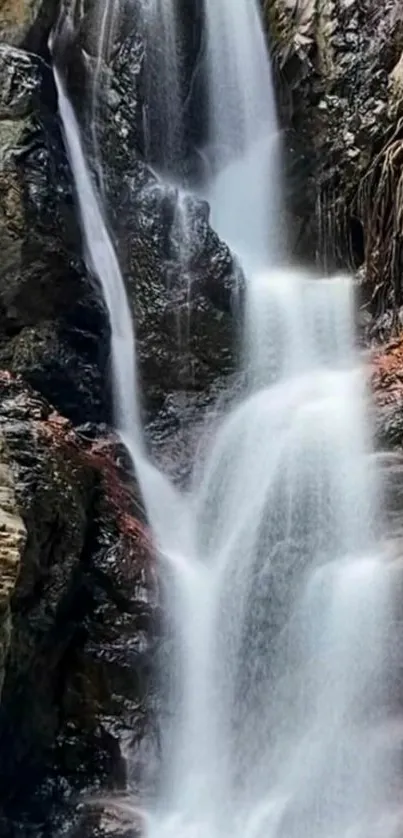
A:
143;0;183;173
202;0;281;268
52;0;399;836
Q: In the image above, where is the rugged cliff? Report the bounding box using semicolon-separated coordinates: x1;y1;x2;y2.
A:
0;374;161;836
265;0;403;327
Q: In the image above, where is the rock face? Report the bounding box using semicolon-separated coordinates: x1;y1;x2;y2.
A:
120;183;237;408
0;373;158;834
372;337;403;447
265;0;403;320
370;338;403;549
56;1;239;412
0;41;112;425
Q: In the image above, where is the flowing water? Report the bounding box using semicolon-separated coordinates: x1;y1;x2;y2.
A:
142;0;184;174
52;56;189;556
202;0;282;268
52;0;400;836
89;0;120;195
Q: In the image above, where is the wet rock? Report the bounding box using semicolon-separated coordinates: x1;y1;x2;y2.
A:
377;451;403;546
102;129;238;412
0;375;158;834
0;43;112;425
98;7;240;399
55;3;240;412
146;373;239;487
120;180;238;410
265;0;403;318
0;373;97;805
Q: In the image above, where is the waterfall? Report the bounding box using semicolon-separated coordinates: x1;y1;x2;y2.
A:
143;0;184;174
52;54;190;557
51;0;399;836
89;0;120;195
52;66;142;450
202;0;281;269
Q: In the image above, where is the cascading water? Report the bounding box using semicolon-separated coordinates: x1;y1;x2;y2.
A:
202;0;282;268
142;0;183;174
51;1;400;837
51;33;190;557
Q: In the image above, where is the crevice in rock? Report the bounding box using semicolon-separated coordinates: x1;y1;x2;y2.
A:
349;216;365;270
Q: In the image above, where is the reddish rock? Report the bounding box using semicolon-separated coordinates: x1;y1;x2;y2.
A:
371;336;403;409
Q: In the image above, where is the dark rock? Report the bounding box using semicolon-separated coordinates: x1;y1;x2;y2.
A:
265;0;403;320
0;43;112;426
52;3;240;412
0;375;158;834
120;180;238;409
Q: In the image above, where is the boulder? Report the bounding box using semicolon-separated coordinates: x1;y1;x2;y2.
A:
118;179;237;410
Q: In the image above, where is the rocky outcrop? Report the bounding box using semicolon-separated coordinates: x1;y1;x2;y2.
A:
0;41;112;425
0;374;158;835
0;0;239;419
118;183;237;408
265;0;403;322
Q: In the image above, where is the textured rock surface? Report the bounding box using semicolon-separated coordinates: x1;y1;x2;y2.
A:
0;374;158;835
120;182;237;408
370;337;403;548
372;336;403;447
56;2;239;410
0;0;239;832
0;42;112;425
265;0;403;320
